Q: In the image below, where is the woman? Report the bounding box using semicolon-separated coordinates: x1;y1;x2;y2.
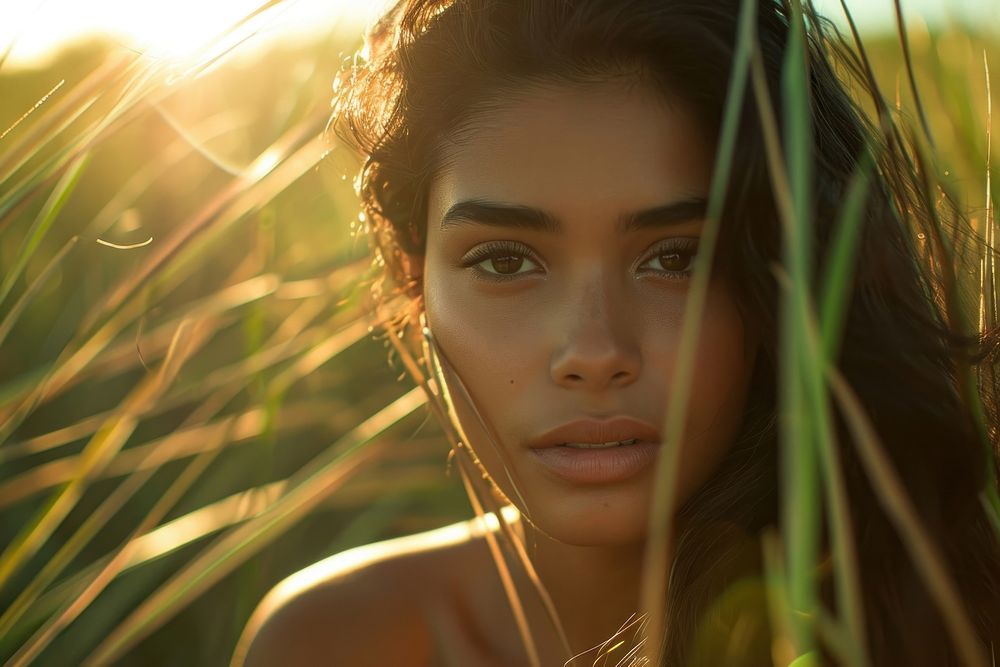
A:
234;0;1000;664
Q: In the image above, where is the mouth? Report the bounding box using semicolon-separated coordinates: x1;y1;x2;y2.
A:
559;437;642;449
528;416;661;450
528;417;662;484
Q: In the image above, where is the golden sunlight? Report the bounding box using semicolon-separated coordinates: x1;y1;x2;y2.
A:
1;0;393;67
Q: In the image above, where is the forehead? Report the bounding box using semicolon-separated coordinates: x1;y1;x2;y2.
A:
427;80;713;232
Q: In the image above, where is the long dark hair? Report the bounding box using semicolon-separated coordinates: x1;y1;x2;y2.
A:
330;0;1000;664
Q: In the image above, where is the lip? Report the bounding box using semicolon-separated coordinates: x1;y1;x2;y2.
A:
527;417;663;484
528;416;662;449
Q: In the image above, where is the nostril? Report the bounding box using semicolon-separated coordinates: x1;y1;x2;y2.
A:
550;331;642;390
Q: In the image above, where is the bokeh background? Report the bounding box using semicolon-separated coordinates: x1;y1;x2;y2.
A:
0;1;997;664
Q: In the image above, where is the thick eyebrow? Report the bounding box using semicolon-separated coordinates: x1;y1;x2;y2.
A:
440;200;560;233
619;198;709;233
439;197;709;234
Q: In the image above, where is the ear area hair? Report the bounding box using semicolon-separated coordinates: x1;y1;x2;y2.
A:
400;251;424;280
399;251;424;300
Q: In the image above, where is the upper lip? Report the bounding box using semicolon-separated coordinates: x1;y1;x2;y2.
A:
528;416;662;449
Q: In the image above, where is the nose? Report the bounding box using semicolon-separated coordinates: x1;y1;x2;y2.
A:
549;275;642;392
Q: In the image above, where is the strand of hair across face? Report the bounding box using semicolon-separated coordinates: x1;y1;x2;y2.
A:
373;298;554;665
415;312;577;661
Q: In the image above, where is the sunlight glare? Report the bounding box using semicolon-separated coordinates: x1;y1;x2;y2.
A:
1;0;393;67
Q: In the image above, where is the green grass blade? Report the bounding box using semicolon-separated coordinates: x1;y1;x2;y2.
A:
0;153;88;310
0;54;134;187
78;387;423;667
828;366;989;667
0;301;367;643
819;151;873;360
891;0;934;144
816;150;877;667
780;1;820;657
0;322;200;592
6;427;232;666
638;0;757;660
0;299;352;463
0;79;65;143
0;235;78;348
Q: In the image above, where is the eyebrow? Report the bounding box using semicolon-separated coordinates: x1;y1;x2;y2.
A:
439;197;709;234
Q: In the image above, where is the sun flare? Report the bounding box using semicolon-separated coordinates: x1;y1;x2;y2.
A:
1;0;392;67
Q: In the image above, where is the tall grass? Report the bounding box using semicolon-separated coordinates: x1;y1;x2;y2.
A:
0;9;466;665
0;1;997;665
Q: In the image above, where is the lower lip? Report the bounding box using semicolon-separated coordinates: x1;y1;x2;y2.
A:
529;441;661;484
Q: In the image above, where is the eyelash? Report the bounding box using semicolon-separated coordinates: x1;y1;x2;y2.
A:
640;238;700;278
459;239;700;283
460;241;541;283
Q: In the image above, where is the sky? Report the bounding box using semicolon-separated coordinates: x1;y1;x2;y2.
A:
0;0;393;67
0;0;996;69
813;0;999;33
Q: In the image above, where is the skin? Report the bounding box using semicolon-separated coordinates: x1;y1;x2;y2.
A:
236;77;758;667
414;77;758;661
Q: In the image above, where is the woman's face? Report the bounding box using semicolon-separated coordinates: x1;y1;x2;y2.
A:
419;79;756;546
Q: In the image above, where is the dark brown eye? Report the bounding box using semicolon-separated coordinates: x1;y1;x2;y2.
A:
490;255;525;274
656;252;691;272
639;239;699;277
462;241;541;281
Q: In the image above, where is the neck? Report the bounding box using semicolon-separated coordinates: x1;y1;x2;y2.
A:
507;512;663;664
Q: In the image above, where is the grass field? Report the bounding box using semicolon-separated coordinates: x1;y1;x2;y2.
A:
0;3;997;665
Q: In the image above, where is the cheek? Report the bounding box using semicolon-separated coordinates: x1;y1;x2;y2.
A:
670;285;755;502
421;270;542;506
422;278;541;393
420;266;544;469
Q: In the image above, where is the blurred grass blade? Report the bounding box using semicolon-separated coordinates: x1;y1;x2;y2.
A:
819;151;873;360
0;57;163;231
2;479;284;653
639;0;756;660
151;103;246;177
0;292;359;640
0;317;369;505
5;455;445;654
827;367;989;667
891;0;933;143
0;320;202;592
83;111;252;239
0;418;235;647
0;412;242;506
267;317;370;397
780;0;820;657
776;262;870;667
0;235;78;348
80;113;328;334
174;0;291;80
817;155;877;667
6;422;234;667
761;527;796;666
0;153;88;310
977;51;1000;542
0;79;65;142
0;54;134;188
750;8;817;660
1;285;362;464
0;117;331;440
80;388;423;667
0;274;279;443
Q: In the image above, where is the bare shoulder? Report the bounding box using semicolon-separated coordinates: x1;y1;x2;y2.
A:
232;514;502;667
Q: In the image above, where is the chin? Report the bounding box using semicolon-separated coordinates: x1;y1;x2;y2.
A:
522;480;654;547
